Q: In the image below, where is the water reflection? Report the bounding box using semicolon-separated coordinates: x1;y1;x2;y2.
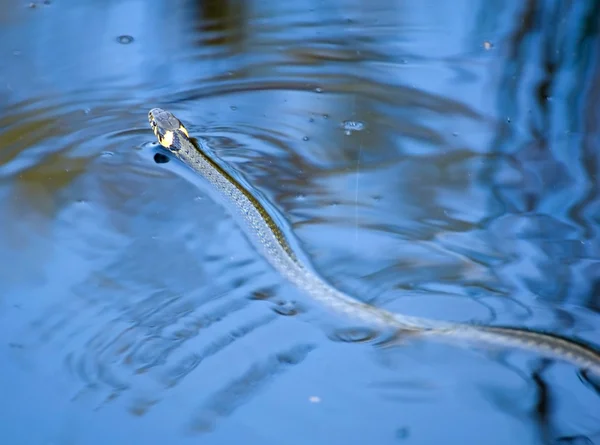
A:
0;0;599;444
193;0;247;49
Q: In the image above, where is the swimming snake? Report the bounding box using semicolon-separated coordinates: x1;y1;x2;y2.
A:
148;107;600;375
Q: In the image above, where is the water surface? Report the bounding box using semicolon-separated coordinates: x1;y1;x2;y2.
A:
1;0;600;444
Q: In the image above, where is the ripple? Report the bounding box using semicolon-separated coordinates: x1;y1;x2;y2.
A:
189;343;316;432
116;35;134;45
126;335;174;374
328;327;379;344
160;313;278;388
165;75;485;122
59;280;283;406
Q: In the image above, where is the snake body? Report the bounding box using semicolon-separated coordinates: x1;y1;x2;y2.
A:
148;108;600;375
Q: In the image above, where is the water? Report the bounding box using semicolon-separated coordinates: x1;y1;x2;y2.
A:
1;0;599;443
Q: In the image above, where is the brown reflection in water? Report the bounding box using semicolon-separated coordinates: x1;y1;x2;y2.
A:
190;0;247;49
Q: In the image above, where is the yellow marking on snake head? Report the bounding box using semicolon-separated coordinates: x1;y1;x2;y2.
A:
159;130;174;148
178;124;189;137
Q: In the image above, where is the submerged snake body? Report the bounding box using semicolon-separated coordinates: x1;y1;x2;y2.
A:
148;108;600;375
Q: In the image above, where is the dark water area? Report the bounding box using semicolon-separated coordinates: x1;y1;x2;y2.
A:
1;0;600;443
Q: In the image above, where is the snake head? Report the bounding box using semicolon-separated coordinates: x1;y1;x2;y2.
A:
148;108;189;150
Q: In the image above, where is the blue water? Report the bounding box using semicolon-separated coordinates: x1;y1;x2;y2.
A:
1;0;599;443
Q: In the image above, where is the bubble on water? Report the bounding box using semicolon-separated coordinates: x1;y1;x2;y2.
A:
328;327;378;343
314;87;323;93
271;300;300;316
342;120;366;135
117;35;134;44
230;105;237;111
302;136;309;141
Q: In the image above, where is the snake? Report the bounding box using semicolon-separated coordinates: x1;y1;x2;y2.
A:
148;107;600;376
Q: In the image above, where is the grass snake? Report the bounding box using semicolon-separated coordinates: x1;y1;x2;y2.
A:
148;107;600;376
